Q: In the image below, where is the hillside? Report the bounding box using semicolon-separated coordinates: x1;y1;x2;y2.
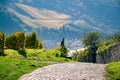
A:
0;49;73;80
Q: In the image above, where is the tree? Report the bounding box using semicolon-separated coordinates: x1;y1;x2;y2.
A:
26;32;37;48
0;32;5;56
60;38;67;57
61;38;64;47
5;33;17;49
15;32;26;51
36;38;43;49
5;32;43;49
82;32;100;46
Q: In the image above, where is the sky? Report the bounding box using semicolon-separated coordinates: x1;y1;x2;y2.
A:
1;0;120;30
0;0;120;48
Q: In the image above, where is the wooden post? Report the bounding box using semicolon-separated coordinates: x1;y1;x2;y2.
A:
1;33;4;56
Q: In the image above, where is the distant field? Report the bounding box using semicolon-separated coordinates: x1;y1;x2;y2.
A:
0;49;73;80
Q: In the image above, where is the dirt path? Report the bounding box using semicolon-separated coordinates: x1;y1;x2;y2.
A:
19;62;107;80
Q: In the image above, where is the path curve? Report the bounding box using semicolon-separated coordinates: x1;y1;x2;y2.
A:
19;62;106;80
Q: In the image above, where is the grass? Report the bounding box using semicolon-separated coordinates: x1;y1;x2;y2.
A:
97;38;117;55
106;61;120;80
0;57;50;80
5;49;73;62
0;48;74;80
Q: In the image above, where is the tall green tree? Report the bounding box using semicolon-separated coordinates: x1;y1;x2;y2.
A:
82;32;100;46
26;32;37;48
60;38;67;57
6;33;17;49
36;38;43;49
15;32;26;51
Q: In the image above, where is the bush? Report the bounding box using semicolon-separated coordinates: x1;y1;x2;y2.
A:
97;38;118;55
75;48;89;62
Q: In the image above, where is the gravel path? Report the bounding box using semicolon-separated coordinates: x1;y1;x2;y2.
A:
19;62;107;80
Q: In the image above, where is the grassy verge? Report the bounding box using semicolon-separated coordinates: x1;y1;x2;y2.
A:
106;61;120;80
0;57;50;80
0;49;73;80
4;49;73;62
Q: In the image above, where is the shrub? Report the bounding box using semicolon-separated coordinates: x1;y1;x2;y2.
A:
76;48;89;62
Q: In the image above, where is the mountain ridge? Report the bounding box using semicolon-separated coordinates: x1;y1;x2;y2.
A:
0;0;120;49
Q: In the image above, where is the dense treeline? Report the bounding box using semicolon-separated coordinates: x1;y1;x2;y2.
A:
6;32;26;51
0;32;43;54
0;31;67;58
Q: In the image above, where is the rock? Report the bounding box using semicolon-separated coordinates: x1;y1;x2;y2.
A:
97;42;120;63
